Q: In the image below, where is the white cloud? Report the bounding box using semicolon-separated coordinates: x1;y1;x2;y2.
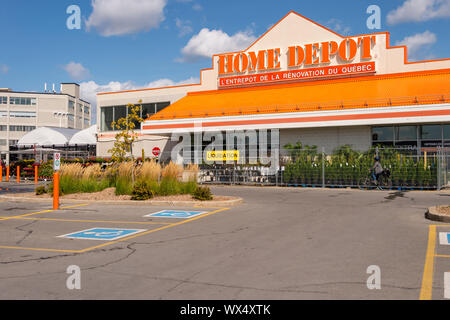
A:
175;18;193;37
387;0;450;25
395;30;437;60
0;64;9;74
86;0;167;37
63;62;91;81
179;28;257;62
80;77;199;123
324;18;351;36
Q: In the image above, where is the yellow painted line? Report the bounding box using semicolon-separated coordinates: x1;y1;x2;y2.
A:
0;206;230;254
435;255;450;258
0;217;172;225
420;225;437;300
0;245;79;253
77;207;230;253
0;203;89;222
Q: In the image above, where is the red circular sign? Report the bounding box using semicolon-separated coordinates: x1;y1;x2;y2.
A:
152;147;161;157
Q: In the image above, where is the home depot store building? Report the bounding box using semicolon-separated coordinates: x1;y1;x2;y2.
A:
97;11;450;161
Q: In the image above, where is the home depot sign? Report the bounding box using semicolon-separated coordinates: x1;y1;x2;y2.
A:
218;36;376;87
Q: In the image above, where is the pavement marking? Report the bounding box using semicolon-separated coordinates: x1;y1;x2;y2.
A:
77;207;230;253
436;255;450;258
420;225;437;300
144;210;208;219
439;233;450;245
58;228;148;241
0;245;79;253
0;217;172;225
0;203;89;222
0;205;230;254
445;272;450;299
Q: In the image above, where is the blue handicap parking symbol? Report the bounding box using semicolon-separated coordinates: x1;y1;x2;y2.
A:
58;228;147;241
145;210;208;219
439;232;450;245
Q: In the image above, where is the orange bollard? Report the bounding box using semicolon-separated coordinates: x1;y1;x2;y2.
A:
53;172;59;210
6;166;9;182
17;166;20;184
0;165;2;182
35;166;38;184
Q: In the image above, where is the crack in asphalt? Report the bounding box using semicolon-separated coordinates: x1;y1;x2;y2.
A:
14;220;38;245
89;268;330;296
0;246;124;265
131;227;250;247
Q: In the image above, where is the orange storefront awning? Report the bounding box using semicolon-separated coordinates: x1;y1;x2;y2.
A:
150;69;450;121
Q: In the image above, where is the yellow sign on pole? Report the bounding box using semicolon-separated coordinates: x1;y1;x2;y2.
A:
206;150;240;162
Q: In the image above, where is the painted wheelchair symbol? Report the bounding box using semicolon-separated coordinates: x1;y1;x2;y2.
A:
58;228;147;241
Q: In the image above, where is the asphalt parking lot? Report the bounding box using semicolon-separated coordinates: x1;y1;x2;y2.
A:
0;184;450;300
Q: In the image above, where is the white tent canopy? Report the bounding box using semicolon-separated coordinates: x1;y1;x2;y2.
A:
17;126;97;147
69;125;97;145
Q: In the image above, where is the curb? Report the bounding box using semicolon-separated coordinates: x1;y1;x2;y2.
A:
0;195;243;208
425;206;450;223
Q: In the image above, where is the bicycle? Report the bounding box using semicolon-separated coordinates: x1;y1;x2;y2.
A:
361;168;392;189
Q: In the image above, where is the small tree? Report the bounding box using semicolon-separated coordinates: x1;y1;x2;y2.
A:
108;102;144;185
108;102;144;162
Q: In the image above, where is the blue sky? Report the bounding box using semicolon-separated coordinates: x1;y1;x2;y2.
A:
0;0;449;121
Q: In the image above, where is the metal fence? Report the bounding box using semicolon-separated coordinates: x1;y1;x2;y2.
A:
198;147;447;190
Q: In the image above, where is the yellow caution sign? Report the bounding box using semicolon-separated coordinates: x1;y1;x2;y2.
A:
206;150;240;161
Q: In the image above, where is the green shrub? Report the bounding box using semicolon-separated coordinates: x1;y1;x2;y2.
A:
115;176;133;195
158;177;181;196
35;185;47;195
192;186;213;201
131;180;155;201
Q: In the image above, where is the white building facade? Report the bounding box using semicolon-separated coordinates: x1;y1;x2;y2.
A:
96;11;450;160
0;83;91;163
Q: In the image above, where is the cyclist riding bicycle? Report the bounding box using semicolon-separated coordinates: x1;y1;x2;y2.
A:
372;156;383;185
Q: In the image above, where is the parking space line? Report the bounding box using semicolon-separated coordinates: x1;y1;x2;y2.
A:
0;245;79;253
0;206;231;254
420;225;437;300
77;207;230;253
0;217;173;225
435;255;450;258
0;203;89;222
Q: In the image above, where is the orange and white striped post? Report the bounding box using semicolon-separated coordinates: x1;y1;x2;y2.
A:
17;166;20;184
53;171;59;210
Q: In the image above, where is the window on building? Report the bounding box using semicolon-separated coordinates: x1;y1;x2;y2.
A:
10;125;36;132
10;111;36;118
9;97;36;105
421;125;442;140
156;102;170;113
114;105;127;126
0;111;6;117
0;125;7;131
0;97;7;104
0;139;6;146
68;114;74;121
100;107;114;131
443;125;450;140
84;118;90;126
372;126;394;142
68;101;75;111
84;106;90;114
395;126;417;141
78;103;83;113
9;140;19;146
